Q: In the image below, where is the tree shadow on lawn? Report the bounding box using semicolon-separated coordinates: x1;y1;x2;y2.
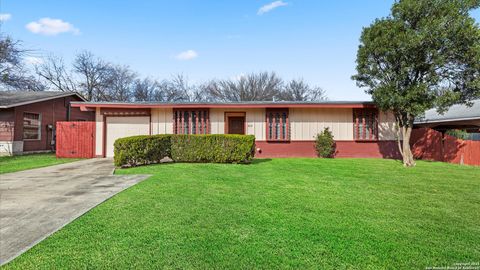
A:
250;158;272;165
117;159;272;170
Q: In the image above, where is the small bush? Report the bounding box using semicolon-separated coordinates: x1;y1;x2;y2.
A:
114;134;255;167
114;135;172;167
445;129;470;140
171;134;255;163
315;127;336;158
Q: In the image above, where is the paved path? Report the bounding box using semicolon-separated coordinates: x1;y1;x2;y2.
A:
0;158;150;265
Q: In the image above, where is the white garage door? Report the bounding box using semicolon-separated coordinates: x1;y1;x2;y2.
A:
106;116;150;157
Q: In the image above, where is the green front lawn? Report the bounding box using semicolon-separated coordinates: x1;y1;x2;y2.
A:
0;153;79;174
4;159;480;269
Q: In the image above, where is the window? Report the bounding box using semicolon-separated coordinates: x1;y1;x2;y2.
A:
173;109;209;134
353;109;378;140
23;112;41;140
266;109;289;141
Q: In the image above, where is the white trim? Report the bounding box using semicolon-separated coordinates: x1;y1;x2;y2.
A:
22;112;42;141
0;92;85;109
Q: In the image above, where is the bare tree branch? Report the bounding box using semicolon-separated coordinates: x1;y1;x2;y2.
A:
36;55;77;92
278;79;327;101
73;51;112;101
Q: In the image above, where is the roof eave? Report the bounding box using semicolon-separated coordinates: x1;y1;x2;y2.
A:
71;102;376;110
0;92;86;108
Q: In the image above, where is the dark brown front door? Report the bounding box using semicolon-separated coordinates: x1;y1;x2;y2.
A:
228;117;245;134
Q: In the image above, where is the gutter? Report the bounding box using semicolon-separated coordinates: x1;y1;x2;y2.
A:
414;116;480;124
71;102;377;110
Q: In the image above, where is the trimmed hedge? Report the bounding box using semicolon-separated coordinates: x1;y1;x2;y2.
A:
114;135;172;167
114;134;255;167
171;134;255;163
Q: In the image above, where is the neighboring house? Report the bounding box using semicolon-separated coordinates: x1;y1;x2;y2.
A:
0;91;95;156
415;99;480;139
71;101;400;158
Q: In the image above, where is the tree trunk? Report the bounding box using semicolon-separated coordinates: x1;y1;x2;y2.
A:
401;125;416;167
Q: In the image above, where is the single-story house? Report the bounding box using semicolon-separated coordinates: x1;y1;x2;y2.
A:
0;91;95;155
71;101;401;158
414;99;480;139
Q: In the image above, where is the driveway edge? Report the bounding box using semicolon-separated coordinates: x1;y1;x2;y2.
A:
0;173;151;266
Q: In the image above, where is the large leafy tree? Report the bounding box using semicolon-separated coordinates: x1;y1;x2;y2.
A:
352;0;480;166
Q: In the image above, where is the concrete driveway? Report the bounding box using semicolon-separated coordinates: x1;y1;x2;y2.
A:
0;158;150;265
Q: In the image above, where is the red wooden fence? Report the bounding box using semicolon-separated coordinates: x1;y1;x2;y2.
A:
411;128;480;166
56;121;96;158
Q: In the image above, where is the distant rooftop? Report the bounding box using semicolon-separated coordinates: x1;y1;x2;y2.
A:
415;100;480;124
0;91;84;108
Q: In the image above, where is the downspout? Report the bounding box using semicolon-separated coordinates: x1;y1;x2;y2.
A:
67;99;71;121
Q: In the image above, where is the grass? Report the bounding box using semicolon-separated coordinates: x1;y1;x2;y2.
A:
0;153;79;174
4;158;480;269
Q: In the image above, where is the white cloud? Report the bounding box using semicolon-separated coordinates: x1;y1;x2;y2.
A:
26;18;80;36
0;13;12;22
175;50;198;61
257;1;288;15
24;56;44;65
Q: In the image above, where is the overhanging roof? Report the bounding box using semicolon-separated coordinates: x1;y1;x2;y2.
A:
0;91;86;109
71;101;376;111
415;99;480;124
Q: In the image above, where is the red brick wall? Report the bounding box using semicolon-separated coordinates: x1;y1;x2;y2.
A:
0;108;15;141
255;140;401;159
12;95;94;152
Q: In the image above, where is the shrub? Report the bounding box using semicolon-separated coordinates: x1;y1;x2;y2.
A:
114;134;255;167
315;127;336;158
114;135;172;167
445;129;470;140
171;134;255;163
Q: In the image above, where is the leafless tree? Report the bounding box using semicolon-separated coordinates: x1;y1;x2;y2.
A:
151;74;191;102
278;79;327;101
35;55;77;92
0;35;23;78
190;85;212;102
73;51;112;101
4;37;328;103
133;77;157;101
4;72;46;91
0;34;44;91
134;74;217;102
202;72;282;102
102;65;137;102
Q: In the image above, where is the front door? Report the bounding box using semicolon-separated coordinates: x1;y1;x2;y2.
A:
228;117;245;134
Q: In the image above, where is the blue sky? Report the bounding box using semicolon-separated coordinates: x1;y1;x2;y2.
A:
1;1;479;100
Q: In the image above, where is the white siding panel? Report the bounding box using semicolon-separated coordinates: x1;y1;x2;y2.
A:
151;109;159;134
290;108;353;140
150;108;173;134
378;111;398;140
165;109;173;133
95;108;103;156
210;109;223;134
